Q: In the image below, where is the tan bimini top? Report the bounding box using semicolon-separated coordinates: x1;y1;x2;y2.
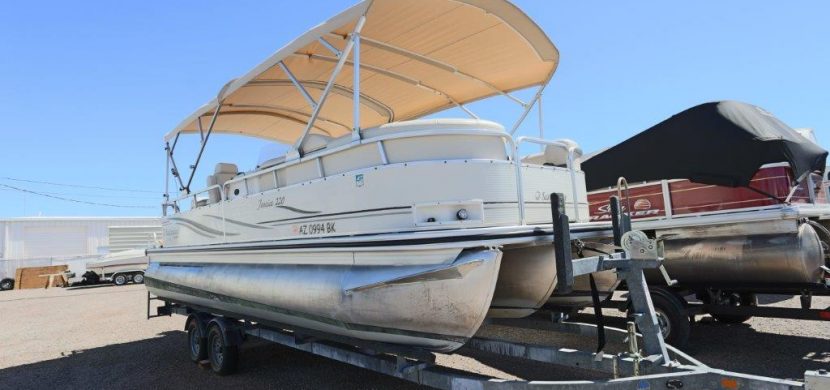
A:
165;0;559;146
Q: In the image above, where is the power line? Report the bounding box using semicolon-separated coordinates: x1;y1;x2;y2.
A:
0;188;159;199
0;176;157;194
0;183;157;209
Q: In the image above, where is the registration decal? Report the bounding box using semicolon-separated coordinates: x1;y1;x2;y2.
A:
293;222;337;235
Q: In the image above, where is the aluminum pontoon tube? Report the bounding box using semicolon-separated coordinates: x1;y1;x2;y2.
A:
654;223;825;285
145;248;502;353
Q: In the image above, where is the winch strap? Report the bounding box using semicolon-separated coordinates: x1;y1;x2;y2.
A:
589;273;606;354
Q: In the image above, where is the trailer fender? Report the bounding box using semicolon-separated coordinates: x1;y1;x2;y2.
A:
206;317;245;347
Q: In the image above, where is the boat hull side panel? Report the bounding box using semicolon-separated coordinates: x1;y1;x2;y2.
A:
145;248;502;352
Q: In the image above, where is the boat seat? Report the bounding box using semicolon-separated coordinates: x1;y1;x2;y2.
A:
324;119;509;151
301;134;332;154
256;143;289;170
258;155;286;170
521;139;583;169
207;163;238;203
361;118;507;140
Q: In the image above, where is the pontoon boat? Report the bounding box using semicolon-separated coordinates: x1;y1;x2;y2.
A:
146;0;610;353
570;101;830;345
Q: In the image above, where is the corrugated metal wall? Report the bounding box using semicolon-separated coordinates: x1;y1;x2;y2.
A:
0;221;6;259
1;217;161;260
107;225;163;252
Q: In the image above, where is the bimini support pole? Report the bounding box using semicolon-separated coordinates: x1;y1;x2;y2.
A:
352;30;361;140
294;15;367;156
510;83;547;136
278;61;318;110
459;104;479;119
163;142;171;216
166;135;185;193
197;117;205;143
537;93;544;150
184;103;222;193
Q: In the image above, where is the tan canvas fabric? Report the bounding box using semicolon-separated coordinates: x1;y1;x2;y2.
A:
166;0;558;144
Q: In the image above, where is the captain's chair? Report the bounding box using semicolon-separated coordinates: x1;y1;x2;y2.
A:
206;163;238;204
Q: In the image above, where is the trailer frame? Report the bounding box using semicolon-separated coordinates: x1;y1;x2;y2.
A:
146;195;818;388
153;303;810;389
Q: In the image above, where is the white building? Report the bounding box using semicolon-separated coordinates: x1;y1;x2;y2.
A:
0;217;161;282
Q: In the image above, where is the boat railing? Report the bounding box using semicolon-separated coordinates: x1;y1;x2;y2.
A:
168;129;587;227
514;136;581;222
214;128;528;221
168;184;223;214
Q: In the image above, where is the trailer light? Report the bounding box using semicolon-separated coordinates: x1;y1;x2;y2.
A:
820;310;830;320
456;209;469;220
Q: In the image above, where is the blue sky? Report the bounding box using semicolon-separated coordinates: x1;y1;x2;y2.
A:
1;1;828;217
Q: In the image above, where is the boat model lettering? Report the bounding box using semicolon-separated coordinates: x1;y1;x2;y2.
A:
257;197;286;210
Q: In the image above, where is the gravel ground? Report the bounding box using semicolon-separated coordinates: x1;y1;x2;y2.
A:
0;285;827;389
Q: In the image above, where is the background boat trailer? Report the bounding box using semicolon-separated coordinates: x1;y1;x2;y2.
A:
149;196;828;388
572;219;830;348
590;283;830;348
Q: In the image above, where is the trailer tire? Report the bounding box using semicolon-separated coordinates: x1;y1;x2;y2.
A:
186;317;207;363
709;292;757;324
648;290;691;349
0;278;14;291
113;274;128;286
207;324;239;375
132;273;145;284
83;272;100;285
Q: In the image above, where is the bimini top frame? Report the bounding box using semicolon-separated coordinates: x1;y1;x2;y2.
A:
164;0;558;171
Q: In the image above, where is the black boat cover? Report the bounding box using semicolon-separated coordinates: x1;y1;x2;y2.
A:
583;101;828;191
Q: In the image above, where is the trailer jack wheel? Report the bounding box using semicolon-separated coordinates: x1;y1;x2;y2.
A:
207;324;239;375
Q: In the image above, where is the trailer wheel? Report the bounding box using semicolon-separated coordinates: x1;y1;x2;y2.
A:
207;324;239;375
113;274;128;286
648;290;691;349
0;278;14;291
132;273;145;284
83;272;100;285
186;317;207;363
708;292;757;324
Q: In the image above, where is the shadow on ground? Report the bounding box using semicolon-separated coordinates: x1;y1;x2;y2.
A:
2;317;825;388
757;294;794;305
0;331;418;390
65;283;120;291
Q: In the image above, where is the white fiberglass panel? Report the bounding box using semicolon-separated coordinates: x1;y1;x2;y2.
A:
165;160;587;247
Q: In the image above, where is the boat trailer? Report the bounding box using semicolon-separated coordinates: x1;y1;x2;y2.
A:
148;196;829;389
